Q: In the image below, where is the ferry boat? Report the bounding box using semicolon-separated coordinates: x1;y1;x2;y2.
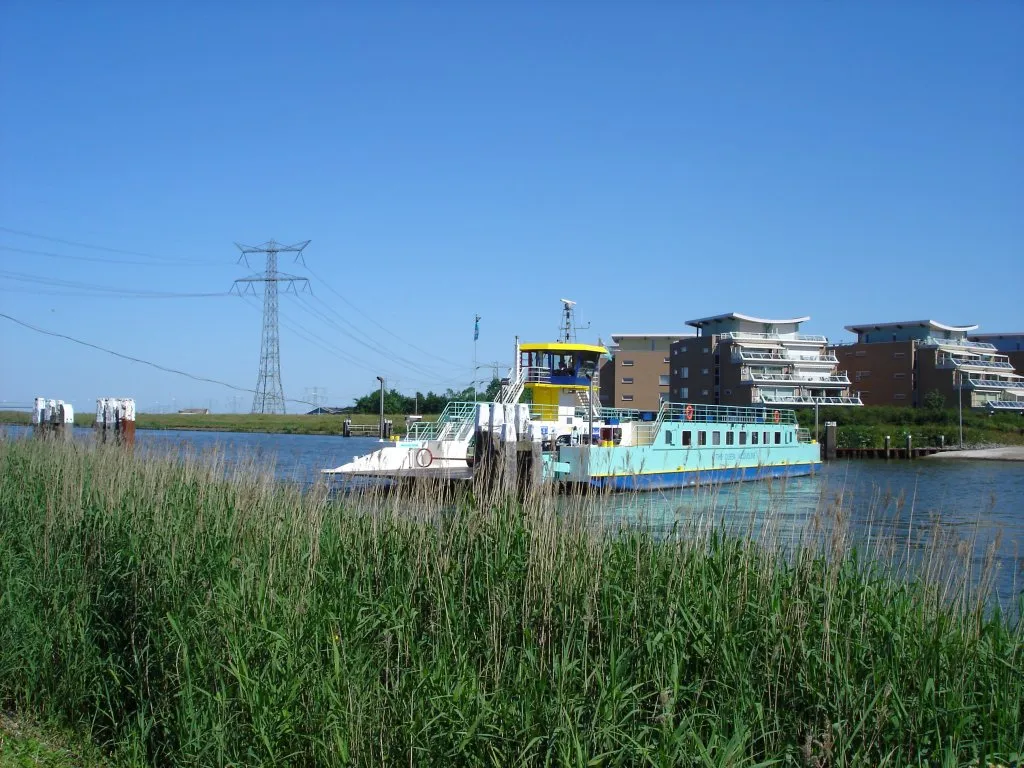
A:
323;309;821;490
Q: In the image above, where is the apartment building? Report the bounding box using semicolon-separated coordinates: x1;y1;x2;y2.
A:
832;321;1024;411
599;333;694;411
669;313;861;407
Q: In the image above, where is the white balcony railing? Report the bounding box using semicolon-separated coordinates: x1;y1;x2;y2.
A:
719;331;828;343
959;378;1023;390
922;336;997;351
753;395;863;406
937;356;1015;371
743;372;850;387
734;350;839;365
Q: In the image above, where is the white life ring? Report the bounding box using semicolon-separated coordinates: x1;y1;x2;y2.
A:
415;448;433;468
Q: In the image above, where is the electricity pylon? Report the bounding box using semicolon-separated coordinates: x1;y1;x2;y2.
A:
232;240;310;414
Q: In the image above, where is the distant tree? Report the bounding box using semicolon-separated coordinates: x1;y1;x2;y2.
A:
350;377;503;414
923;389;945;411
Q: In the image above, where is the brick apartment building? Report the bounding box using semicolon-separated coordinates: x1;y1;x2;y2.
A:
831;321;1024;412
599;333;694;411
668;313;861;408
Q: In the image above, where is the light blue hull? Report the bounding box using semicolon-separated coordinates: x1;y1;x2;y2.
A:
585;462;817;491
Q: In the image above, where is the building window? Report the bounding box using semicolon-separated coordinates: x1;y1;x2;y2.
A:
774;432;781;445
712;431;721;445
701;368;709;375
855;351;866;357
894;393;906;400
680;387;689;399
622;394;633;402
681;345;688;353
682;431;692;446
726;432;735;445
703;348;710;354
681;367;689;379
739;431;747;445
701;389;710;396
893;352;906;359
659;375;670;386
663;357;670;364
621;377;634;384
893;372;906;379
724;389;732;396
659;392;669;403
621;360;634;367
855;371;871;381
698;431;707;446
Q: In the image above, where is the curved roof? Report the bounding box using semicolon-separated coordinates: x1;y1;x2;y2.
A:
844;320;978;333
686;312;810;328
519;342;608;354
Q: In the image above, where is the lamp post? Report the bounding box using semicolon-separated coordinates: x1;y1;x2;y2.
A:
957;370;964;449
376;376;385;440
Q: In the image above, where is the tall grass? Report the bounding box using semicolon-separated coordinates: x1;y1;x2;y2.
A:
0;437;1020;766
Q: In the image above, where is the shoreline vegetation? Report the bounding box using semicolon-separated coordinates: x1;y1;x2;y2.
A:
1;437;1021;765
0;405;1022;447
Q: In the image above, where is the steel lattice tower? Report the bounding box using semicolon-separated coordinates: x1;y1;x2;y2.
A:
232;240;310;414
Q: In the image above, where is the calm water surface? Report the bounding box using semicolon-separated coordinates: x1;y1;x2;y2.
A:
5;426;1022;612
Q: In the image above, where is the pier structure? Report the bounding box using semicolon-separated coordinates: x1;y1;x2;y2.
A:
31;397;74;440
95;397;136;447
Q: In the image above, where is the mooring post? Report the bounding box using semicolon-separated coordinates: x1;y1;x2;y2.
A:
905;433;913;459
939;434;945;449
884;435;891;460
823;421;837;461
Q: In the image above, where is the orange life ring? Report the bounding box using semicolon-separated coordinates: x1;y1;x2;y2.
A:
773;410;781;424
415;448;433;468
685;404;695;421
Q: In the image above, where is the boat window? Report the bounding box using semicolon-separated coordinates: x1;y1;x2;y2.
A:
751;432;759;445
698;430;707;446
739;431;747;446
774;432;781;445
665;430;673;445
763;431;769;445
726;432;734;446
682;431;692;446
712;431;721;446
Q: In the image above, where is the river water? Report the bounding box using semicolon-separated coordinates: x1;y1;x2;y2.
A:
4;426;1022;614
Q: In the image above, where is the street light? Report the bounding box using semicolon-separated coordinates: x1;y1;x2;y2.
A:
376;376;385;440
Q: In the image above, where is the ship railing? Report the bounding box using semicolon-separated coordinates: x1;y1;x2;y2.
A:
797;428;812;443
495;366;526;404
405;400;478;441
719;332;828;343
922;337;997;351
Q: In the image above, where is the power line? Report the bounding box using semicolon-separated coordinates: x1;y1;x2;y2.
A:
0;226;216;264
0;243;226;268
0;268;226;298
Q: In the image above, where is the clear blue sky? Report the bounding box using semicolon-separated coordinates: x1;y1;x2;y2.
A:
2;1;1021;412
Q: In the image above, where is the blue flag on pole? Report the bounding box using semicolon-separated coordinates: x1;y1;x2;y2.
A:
474;314;480;341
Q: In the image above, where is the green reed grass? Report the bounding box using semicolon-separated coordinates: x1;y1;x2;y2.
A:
0;437;1021;766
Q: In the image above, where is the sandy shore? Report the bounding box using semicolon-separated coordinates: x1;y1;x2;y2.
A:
924;446;1024;462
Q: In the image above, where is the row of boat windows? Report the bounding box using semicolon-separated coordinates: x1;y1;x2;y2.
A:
665;429;791;447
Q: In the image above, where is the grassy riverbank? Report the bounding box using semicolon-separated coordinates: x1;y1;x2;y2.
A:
810;406;1024;449
0;411;425;435
1;438;1021;766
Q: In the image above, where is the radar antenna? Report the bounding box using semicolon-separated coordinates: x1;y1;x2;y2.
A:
558;298;590;342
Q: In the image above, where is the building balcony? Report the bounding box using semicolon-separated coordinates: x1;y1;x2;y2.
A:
936;356;1015;371
986;400;1024;412
742;372;850;387
753;394;864;406
733;350;839;366
719;331;828;343
958;378;1023;390
922;336;997;351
